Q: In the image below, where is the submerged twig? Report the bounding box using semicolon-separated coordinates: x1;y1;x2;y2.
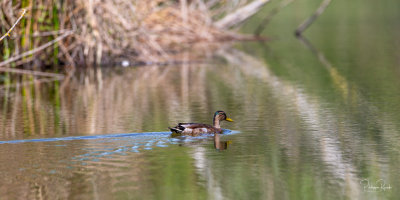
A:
297;34;351;101
0;77;62;91
0;9;26;42
295;0;332;36
297;35;332;68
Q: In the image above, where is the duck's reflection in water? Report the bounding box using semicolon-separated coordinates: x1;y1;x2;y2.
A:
172;132;232;151
214;133;231;151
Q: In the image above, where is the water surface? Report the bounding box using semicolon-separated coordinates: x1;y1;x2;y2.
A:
0;0;400;199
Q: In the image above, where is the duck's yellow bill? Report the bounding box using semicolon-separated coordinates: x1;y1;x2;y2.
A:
226;117;234;122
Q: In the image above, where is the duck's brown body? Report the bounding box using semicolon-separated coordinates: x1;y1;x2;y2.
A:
169;123;223;136
169;111;233;136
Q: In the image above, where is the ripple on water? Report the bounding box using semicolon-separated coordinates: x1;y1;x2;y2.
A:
0;129;241;194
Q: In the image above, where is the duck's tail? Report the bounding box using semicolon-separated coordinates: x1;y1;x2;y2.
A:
168;127;183;133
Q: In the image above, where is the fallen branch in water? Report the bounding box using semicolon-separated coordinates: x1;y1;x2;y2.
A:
0;31;73;67
0;9;26;42
215;0;271;29
295;0;332;36
254;0;295;36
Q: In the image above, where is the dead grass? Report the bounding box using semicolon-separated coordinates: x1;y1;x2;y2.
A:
0;0;262;68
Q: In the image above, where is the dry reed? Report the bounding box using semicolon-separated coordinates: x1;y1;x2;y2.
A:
0;0;267;69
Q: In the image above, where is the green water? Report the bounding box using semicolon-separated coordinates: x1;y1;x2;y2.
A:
0;0;400;199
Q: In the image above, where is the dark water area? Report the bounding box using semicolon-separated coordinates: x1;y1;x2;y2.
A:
1;0;400;199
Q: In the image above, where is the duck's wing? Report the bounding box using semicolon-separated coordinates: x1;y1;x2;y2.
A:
178;123;214;129
169;123;214;133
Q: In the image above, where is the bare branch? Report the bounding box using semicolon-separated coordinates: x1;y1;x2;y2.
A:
295;0;332;36
0;67;64;78
0;8;26;42
215;0;271;29
0;31;73;67
254;0;295;36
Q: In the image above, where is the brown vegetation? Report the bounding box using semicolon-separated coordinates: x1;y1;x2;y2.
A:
0;0;268;69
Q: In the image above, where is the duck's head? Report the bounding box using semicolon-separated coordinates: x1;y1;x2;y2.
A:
213;111;234;122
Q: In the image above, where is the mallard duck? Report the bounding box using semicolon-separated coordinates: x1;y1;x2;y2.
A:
169;111;234;136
